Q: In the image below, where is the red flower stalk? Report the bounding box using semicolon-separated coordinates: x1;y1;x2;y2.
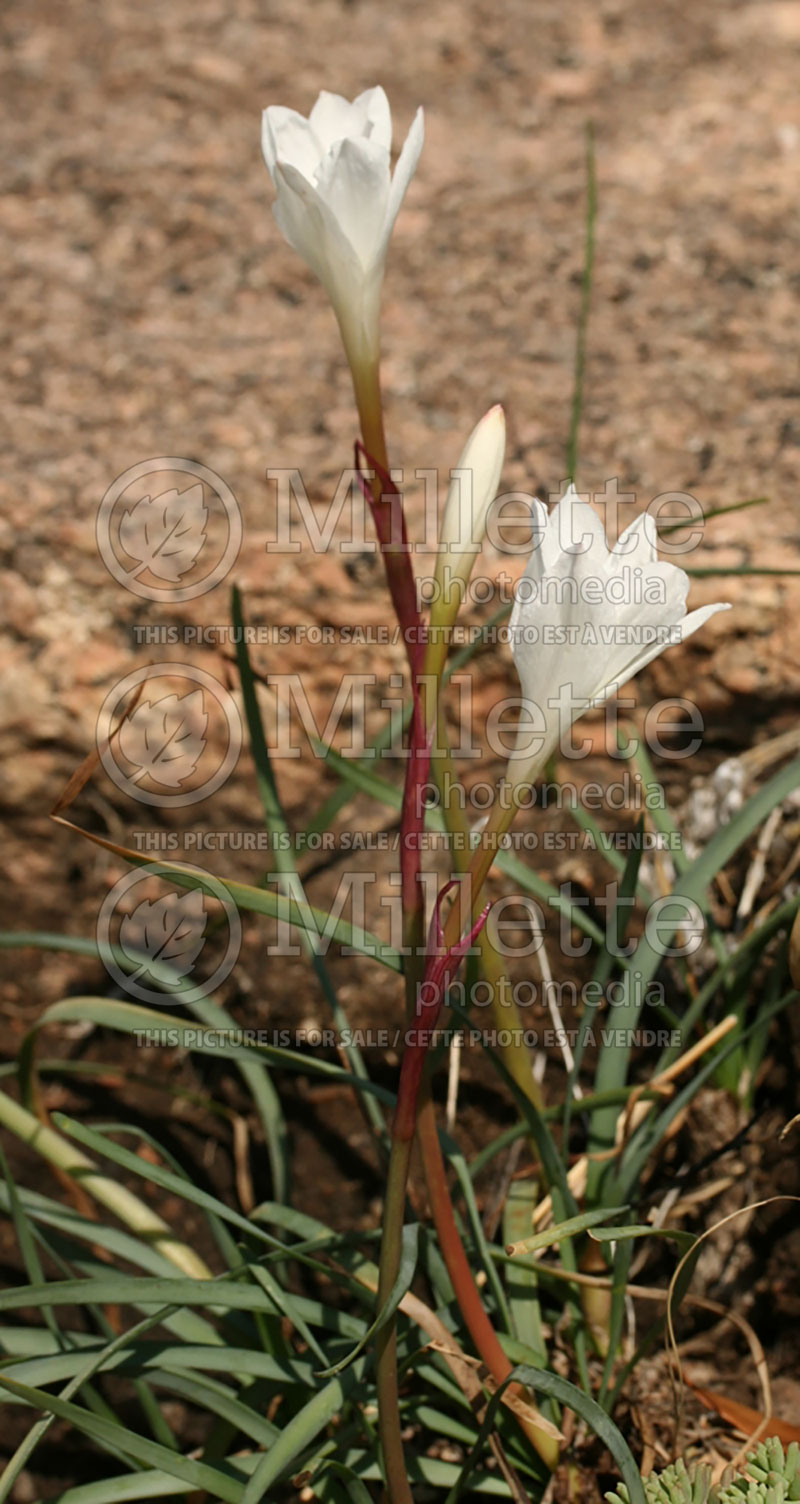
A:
355;442;425;675
356;442;435;965
393;880;490;1141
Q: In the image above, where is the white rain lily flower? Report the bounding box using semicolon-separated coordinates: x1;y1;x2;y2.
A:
429;406;506;644
262;86;424;377
507;486;730;784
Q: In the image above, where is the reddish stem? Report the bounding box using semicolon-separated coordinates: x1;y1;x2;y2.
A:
355;443;431;1004
393;882;489;1139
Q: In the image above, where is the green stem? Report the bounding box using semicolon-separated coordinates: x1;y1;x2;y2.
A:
566;121;596;485
431;707;544;1111
375;1134;414;1504
350;352;389;473
443;774;527;948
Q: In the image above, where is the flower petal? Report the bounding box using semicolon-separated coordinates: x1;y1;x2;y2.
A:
589;601;732;703
262;107;322;181
613;508;659;564
262;87;423;376
313;136;391;269
509;500;548;639
505;475;731;789
382;106;425;254
353;85;393;150
309;90;362;150
550;486;610;559
309;86;392;153
272;160;364;300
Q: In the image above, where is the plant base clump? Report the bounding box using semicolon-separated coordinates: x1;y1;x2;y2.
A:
606;1440;800;1504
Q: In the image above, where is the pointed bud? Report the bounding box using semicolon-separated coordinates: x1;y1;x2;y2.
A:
428;406;506;655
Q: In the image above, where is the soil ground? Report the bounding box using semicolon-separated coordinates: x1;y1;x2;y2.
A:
2;0;800;1497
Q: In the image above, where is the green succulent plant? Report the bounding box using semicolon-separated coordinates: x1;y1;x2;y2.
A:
606;1440;800;1504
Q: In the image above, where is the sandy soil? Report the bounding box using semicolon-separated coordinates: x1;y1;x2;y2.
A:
2;0;800;1491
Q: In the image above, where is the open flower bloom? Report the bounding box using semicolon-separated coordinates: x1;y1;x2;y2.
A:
507;486;730;785
427;405;506;666
262;87;424;378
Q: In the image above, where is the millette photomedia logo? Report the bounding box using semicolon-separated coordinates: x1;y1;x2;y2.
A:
96;865;242;1005
96;663;243;808
96;457;242;601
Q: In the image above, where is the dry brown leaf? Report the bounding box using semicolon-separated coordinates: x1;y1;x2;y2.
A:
668;1195;800;1457
683;1379;800;1447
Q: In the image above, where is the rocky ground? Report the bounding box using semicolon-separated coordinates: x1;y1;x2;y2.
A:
2;0;800;1493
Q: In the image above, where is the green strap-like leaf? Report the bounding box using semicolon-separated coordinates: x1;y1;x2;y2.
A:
315;1223;419;1378
445;1362;645;1504
0;1372;247;1503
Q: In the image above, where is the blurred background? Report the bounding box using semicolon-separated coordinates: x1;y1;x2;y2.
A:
2;0;800;1234
3;6;800;1491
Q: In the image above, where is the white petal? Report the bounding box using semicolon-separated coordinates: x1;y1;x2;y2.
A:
679;599;732;638
597;601;731;697
613;509;659;564
512;492;617;673
563;567;691;705
550;485;610;560
354;85;392;150
504;456;731;792
272;161;363;299
507;600;729;786
518;488;607;590
382;107;425;254
313;137;391;269
308;87;392;154
309;91;362;150
262;107;322;181
509;500;548;638
261;89;422;375
625;601;730;685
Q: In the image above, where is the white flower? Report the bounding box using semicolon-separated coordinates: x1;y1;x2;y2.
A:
507;486;730;783
429;406;506;640
261;87;424;374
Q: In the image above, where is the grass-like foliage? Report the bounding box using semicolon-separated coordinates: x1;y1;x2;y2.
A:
0;590;796;1499
1;93;798;1504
